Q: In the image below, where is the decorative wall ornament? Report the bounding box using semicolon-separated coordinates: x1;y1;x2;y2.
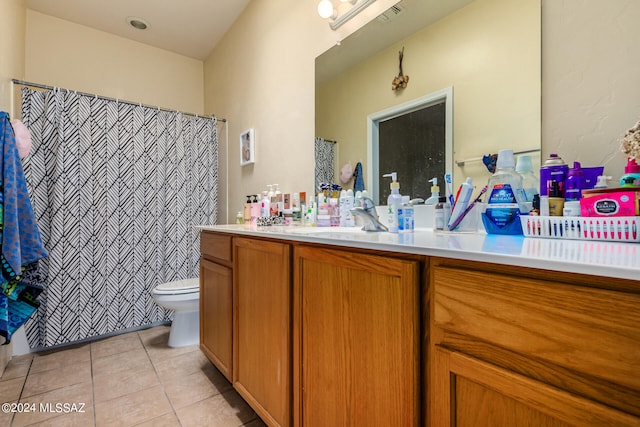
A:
620;118;640;161
392;46;409;91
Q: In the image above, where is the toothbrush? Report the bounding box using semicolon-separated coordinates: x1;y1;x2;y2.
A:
444;173;454;206
448;185;488;231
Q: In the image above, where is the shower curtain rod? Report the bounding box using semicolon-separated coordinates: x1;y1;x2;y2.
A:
12;79;227;123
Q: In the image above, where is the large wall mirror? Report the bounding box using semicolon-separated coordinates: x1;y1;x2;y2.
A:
315;0;541;204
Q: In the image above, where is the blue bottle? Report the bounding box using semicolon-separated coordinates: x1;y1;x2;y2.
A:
482;149;528;235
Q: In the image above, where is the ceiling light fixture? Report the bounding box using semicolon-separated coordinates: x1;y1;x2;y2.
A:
317;0;337;20
126;16;149;30
317;0;377;31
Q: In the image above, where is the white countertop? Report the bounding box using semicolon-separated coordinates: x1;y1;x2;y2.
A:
197;224;640;281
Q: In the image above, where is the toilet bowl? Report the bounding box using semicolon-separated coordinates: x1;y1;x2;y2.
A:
151;278;200;347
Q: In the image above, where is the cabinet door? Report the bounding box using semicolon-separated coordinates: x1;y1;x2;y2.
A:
293;246;420;427
234;238;291;427
200;258;233;380
431;346;638;427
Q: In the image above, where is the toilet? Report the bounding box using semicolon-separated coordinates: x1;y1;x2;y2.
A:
151;278;200;347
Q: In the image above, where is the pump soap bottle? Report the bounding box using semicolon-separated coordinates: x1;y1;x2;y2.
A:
425;178;440;205
383;172;402;233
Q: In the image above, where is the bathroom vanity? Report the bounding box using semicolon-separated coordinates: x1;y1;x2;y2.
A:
198;225;640;427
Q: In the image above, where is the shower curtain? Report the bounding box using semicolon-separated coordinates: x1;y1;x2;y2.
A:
20;87;218;348
314;137;335;190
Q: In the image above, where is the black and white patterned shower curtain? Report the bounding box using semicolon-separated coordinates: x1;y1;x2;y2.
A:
315;137;335;190
20;87;218;348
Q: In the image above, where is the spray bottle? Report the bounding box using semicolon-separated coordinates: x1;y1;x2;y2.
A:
383;172;402;233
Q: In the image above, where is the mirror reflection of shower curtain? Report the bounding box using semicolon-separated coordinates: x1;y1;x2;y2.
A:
314;137;335;190
20;86;218;348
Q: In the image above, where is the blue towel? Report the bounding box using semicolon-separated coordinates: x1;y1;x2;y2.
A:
0;111;47;343
353;161;365;192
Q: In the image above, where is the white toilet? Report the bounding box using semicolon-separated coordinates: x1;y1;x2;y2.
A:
151;278;200;347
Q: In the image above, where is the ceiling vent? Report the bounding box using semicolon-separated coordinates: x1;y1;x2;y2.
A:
377;3;406;22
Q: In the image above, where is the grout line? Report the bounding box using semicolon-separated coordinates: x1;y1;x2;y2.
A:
89;339;97;426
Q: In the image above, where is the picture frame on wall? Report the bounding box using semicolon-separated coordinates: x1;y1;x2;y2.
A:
240;129;255;166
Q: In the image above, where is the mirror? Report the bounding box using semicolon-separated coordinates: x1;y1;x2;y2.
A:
315;0;541;203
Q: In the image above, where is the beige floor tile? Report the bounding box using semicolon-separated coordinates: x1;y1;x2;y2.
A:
133;412;181;427
91;332;144;360
136;325;170;342
95;385;172;427
30;344;90;374
162;364;232;409
152;348;213;383
175;389;257;427
22;359;92;398
0;376;27;402
91;348;151;378
13;381;92;427
93;358;160;403
142;330;200;363
24;406;95;426
0;353;33;380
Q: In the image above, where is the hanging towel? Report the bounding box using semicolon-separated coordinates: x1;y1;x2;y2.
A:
353;161;365;192
0;111;47;343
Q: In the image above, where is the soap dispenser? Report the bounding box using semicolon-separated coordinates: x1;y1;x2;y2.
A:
424;178;440;205
383;172;402;233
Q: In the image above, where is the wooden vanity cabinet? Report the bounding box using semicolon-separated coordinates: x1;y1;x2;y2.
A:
233;237;292;427
293;245;422;427
429;257;640;427
199;232;233;381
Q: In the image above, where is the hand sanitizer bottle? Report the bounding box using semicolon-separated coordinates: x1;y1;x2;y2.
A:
424;178;440;205
383;172;402;233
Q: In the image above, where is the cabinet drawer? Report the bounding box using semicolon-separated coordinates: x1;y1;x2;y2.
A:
432;265;640;391
200;232;232;262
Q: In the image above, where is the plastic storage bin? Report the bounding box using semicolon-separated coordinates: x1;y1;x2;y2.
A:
520;215;640;243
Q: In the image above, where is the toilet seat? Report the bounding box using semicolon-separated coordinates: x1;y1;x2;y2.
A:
153;278;199;295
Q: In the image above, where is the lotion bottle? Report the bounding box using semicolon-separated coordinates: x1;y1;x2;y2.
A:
383;172;402;233
424;178;440;205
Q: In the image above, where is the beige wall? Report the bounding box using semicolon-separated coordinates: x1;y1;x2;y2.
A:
0;0;26;371
542;0;640;182
316;0;540;193
24;10;205;115
207;0;639;222
0;0;26;114
204;0;397;222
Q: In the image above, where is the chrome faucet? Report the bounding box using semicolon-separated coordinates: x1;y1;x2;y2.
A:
350;196;389;232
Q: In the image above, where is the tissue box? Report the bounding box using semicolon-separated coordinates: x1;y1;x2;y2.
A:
580;188;640;217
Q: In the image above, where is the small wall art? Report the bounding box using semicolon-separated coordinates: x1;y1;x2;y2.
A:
240;128;255;166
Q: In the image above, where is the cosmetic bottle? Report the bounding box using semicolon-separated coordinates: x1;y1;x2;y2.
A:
516;155;539;201
383;172;402;233
244;195;252;223
564;162;584;201
251;195;260;224
398;195;414;233
339;190;355;227
540;153;568;197
620;158;640;188
435;196;451;230
424;178;440;205
260;191;271;218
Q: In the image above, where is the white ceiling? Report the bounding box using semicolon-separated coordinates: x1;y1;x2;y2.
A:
25;0;251;60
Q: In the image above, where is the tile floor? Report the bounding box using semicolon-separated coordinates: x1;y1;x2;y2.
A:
0;325;267;427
